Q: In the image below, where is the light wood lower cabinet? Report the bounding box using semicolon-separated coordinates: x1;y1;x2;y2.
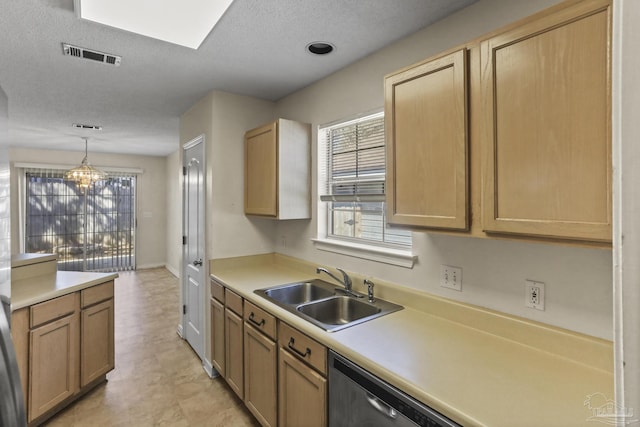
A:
80;298;114;387
244;323;277;427
29;310;79;422
210;297;225;375
10;280;115;425
225;307;244;399
278;322;327;427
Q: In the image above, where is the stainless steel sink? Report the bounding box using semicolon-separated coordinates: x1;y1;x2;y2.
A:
297;296;381;325
263;280;335;305
254;279;403;332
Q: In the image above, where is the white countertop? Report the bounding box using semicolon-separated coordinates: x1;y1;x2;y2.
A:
210;255;614;427
11;270;119;310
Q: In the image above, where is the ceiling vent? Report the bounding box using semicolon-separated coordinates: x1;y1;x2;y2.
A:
62;43;122;66
72;123;102;131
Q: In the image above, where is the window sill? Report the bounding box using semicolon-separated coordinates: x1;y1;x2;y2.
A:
311;238;417;269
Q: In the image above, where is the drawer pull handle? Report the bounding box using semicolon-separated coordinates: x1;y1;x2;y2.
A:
288;337;311;358
248;312;266;327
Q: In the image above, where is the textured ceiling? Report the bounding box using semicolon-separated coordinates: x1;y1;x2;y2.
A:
0;0;477;156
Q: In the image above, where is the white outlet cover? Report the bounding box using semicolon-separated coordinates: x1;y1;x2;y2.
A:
440;265;462;291
525;280;545;310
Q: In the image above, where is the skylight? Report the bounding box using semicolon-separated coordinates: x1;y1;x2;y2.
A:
75;0;234;49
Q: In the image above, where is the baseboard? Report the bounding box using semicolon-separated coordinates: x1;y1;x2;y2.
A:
176;323;184;338
203;359;220;378
136;263;166;270
165;264;180;278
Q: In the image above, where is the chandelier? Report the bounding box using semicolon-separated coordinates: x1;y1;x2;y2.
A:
64;137;107;189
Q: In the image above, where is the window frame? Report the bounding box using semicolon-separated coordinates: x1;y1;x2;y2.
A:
316;111;415;267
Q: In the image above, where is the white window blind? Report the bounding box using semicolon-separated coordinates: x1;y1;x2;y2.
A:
319;112;411;248
320;112;386;203
21;165;138;272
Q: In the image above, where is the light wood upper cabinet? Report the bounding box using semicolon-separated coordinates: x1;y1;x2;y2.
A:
480;0;612;242
244;119;311;220
385;48;469;230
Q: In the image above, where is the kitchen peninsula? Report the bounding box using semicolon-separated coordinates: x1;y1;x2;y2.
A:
10;253;118;426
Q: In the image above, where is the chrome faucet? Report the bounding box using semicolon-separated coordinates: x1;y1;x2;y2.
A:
316;267;361;297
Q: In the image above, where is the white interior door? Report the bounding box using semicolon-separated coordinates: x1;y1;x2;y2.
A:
183;136;205;360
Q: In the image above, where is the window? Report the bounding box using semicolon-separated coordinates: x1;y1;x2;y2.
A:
23;168;136;272
319;112;411;249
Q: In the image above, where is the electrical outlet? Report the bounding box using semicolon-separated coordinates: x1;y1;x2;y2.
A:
525;280;545;310
440;265;462;291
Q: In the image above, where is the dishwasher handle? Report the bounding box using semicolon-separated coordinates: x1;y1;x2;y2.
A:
366;393;398;419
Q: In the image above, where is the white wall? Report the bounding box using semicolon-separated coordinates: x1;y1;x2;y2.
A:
614;0;640;415
272;0;613;340
0;85;10;302
9;147;167;269
180;90;276;263
165;149;182;277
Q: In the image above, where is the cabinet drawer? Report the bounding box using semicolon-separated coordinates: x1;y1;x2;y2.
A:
81;281;114;308
225;289;243;316
210;279;225;303
244;301;276;340
278;322;326;375
30;293;77;328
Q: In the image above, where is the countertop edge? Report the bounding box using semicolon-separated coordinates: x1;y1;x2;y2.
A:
11;271;119;311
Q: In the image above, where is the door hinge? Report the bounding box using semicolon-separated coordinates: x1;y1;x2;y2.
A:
182;235;187;245
183;166;187;176
183;305;186;315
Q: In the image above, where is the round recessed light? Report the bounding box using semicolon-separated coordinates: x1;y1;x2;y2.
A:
307;42;334;55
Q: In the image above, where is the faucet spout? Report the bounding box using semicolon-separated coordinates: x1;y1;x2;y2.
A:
316;267;359;296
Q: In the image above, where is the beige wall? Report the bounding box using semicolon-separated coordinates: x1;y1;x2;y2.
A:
165;149;181;277
271;0;613;340
614;0;639;413
178;90;275;360
9;147;167;269
0;86;10;300
179;90;276;263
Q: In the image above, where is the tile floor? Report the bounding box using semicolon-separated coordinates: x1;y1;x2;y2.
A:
44;268;260;427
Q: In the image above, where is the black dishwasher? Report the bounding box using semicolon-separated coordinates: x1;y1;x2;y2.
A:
329;351;461;427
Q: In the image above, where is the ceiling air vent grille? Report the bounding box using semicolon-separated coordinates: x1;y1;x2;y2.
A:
62;43;122;67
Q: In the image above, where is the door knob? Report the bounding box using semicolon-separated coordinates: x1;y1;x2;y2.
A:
193;259;203;266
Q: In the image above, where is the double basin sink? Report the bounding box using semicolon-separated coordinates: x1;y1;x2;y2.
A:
254;279;403;332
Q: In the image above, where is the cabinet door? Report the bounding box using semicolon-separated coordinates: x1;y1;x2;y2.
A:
481;0;612;242
81;298;114;387
245;121;278;217
244;324;277;427
278;348;326;427
211;298;225;375
385;48;468;230
225;308;244;399
29;313;79;422
10;308;29;409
